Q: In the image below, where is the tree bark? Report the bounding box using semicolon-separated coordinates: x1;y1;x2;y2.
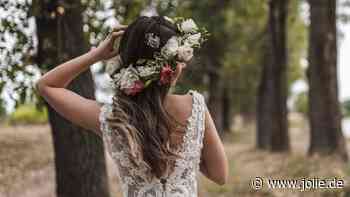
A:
222;86;231;132
307;0;348;161
34;1;110;196
208;69;224;133
204;0;230;134
256;0;290;151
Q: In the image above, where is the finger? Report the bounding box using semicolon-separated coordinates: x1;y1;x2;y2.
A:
105;50;119;59
110;50;119;57
110;31;124;42
112;25;128;32
106;26;126;41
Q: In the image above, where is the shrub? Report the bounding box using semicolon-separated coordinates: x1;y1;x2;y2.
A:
343;100;350;117
295;91;308;115
8;104;48;125
0;99;6;118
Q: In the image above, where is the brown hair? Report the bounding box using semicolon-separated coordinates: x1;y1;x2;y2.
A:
106;16;184;179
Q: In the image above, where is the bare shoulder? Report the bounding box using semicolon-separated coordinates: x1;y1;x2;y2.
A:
164;92;194;123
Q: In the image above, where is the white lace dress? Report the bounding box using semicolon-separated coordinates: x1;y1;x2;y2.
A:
99;90;207;197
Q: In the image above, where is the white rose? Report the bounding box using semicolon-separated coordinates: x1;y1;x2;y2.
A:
184;33;201;46
161;36;179;58
118;66;139;89
177;46;193;62
180;19;198;33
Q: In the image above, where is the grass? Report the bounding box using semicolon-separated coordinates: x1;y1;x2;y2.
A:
6;104;48;125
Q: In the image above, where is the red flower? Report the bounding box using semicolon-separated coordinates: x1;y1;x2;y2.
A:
124;80;144;96
159;64;174;85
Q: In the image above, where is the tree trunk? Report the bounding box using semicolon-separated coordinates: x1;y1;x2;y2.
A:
34;1;110;197
204;0;230;134
256;0;290;151
307;0;348;161
222;86;231;132
208;70;224;133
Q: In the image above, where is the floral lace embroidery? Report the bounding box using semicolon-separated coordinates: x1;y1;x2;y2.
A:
99;90;206;197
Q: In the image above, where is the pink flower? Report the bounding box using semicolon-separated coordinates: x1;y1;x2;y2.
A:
159;64;174;85
124;80;144;96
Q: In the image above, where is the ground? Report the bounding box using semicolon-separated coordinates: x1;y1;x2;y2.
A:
1;114;350;197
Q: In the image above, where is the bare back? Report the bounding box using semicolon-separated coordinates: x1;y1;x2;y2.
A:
164;90;229;185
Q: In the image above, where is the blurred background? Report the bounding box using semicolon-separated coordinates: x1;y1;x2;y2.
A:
1;0;350;197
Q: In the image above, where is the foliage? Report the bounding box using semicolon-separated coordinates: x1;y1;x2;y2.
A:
343;99;350;117
0;0;39;107
0;99;6;117
8;104;48;125
221;0;268;115
295;91;308;115
175;0;306;115
287;0;307;88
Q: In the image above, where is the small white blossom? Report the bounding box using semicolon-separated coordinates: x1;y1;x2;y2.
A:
137;66;159;77
164;16;174;23
145;33;160;48
184;33;201;46
180;19;198;33
177;45;193;62
106;56;122;76
161;36;179;58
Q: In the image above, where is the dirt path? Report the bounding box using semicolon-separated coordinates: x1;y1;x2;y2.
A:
0;125;55;197
217;115;350;197
0;124;209;197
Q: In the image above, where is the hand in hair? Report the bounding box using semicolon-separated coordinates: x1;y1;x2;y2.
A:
90;25;127;61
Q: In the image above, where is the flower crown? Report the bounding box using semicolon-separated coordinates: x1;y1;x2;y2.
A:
106;16;209;96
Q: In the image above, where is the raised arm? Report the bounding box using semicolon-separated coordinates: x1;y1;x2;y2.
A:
200;108;229;185
36;27;126;136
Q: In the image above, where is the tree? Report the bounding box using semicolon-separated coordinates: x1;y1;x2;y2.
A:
307;0;348;160
33;1;110;196
256;0;290;151
176;0;231;134
174;0;305;134
220;0;268;126
0;1;39;109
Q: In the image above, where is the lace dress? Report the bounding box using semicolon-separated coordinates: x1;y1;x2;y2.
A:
99;90;207;197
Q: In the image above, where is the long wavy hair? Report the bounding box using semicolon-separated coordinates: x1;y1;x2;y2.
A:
106;16;185;179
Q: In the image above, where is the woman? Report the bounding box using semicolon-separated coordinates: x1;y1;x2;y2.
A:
36;16;228;197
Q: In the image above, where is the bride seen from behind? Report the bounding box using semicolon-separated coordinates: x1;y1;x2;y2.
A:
36;15;228;197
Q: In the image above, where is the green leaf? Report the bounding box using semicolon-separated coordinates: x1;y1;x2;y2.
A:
144;79;153;88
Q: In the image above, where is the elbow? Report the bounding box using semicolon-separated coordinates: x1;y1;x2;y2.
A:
202;160;229;186
214;163;229;185
206;167;229;186
214;162;229;186
215;173;229;186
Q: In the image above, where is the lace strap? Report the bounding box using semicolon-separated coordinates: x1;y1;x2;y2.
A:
193;91;206;153
186;90;206;157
